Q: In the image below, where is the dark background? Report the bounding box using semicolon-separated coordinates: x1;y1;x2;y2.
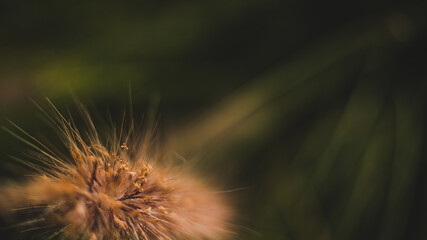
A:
0;1;426;239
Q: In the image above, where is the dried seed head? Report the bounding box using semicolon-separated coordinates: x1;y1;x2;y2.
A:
0;102;232;239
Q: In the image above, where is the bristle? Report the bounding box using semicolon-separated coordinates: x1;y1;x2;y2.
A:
0;102;232;240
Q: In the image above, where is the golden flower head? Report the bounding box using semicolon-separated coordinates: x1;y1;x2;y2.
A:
0;100;232;240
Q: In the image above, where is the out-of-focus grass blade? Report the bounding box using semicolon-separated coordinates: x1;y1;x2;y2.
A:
170;20;395;155
379;93;423;240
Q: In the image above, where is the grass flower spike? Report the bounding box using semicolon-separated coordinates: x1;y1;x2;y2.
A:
0;100;231;240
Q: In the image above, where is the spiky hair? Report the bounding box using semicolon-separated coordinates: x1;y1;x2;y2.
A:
0;100;231;240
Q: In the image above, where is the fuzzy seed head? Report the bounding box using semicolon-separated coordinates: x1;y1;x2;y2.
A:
0;103;231;240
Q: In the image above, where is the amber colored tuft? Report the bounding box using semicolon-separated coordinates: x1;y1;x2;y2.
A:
0;102;231;239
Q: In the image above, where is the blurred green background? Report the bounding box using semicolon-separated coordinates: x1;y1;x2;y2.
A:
1;0;427;239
